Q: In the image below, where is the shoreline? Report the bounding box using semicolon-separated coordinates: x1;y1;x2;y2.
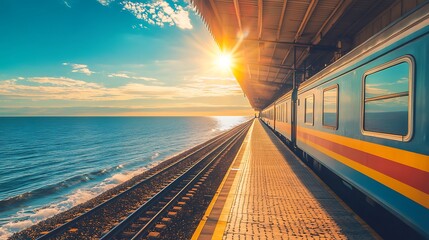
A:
8;129;229;239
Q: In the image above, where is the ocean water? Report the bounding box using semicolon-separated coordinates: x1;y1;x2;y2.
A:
0;116;250;238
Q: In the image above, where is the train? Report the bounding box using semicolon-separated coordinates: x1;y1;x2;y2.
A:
260;3;428;238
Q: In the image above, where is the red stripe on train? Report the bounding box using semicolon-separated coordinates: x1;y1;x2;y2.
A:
298;130;429;194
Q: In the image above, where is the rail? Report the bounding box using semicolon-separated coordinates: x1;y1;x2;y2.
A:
101;122;249;239
34;120;251;239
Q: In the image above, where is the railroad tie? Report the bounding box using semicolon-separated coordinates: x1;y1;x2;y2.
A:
155;224;166;230
167;211;178;217
147;231;161;239
138;217;151;222
172;206;182;211
161;217;172;223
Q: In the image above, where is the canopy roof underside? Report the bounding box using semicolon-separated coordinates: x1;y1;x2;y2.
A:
191;0;411;111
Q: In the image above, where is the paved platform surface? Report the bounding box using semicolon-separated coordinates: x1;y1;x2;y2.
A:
192;119;376;240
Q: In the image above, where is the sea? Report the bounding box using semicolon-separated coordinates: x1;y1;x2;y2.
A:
0;116;250;238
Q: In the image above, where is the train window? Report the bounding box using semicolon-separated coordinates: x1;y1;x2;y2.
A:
305;95;314;125
323;85;338;129
277;106;279;121
276;107;278;121
282;103;285;122
362;57;414;141
287;101;290;123
282;103;286;122
285;103;288;123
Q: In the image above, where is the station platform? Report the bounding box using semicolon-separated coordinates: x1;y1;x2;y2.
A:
192;119;377;239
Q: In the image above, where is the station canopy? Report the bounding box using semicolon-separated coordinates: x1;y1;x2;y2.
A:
191;0;396;111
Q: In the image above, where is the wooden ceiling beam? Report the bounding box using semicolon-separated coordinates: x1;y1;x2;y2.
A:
295;0;319;42
208;0;224;47
233;0;243;33
208;0;222;28
258;0;263;40
312;0;353;44
277;0;318;82
276;0;288;40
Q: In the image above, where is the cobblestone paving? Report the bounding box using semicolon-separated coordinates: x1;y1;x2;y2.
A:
223;120;375;240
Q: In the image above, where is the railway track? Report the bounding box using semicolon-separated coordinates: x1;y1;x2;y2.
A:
15;120;251;240
101;122;248;240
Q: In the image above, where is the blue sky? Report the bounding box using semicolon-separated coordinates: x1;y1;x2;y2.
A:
0;0;253;116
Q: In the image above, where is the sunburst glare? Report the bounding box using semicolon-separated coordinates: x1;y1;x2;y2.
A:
217;53;232;70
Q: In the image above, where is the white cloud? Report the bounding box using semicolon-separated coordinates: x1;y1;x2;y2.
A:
30;77;99;88
108;73;158;82
97;0;115;6
108;73;130;78
0;75;242;101
64;1;71;8
63;63;94;76
122;1;193;30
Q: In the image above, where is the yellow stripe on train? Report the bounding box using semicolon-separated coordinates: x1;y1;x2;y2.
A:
297;126;429;173
304;139;429;209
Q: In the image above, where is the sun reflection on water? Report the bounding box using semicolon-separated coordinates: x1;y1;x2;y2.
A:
211;116;250;132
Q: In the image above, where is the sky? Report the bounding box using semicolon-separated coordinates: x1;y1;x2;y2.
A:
0;0;253;116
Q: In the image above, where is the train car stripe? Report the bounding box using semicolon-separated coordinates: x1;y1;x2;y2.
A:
298;130;429;194
301;137;429;209
298;127;429;172
298;128;429;208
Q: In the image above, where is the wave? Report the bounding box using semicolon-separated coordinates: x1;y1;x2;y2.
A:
0;164;124;213
151;152;160;160
0;163;158;239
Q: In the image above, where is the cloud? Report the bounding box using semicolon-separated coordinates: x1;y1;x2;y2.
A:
30;77;99;88
63;63;94;75
108;73;130;78
0;75;242;101
122;1;193;30
97;0;115;6
108;73;158;82
64;1;71;8
181;75;242;97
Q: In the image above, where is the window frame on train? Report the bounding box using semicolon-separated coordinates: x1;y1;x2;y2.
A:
285;102;288;123
304;94;314;126
360;56;414;142
322;84;339;130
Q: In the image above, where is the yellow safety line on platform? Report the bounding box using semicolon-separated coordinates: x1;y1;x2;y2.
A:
212;125;252;239
191;120;254;240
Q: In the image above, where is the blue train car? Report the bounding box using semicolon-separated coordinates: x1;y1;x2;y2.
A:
262;3;429;237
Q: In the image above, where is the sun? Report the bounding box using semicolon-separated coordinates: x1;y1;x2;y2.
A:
216;53;232;70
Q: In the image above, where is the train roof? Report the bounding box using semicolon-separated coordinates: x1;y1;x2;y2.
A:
298;1;429;92
191;0;427;111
